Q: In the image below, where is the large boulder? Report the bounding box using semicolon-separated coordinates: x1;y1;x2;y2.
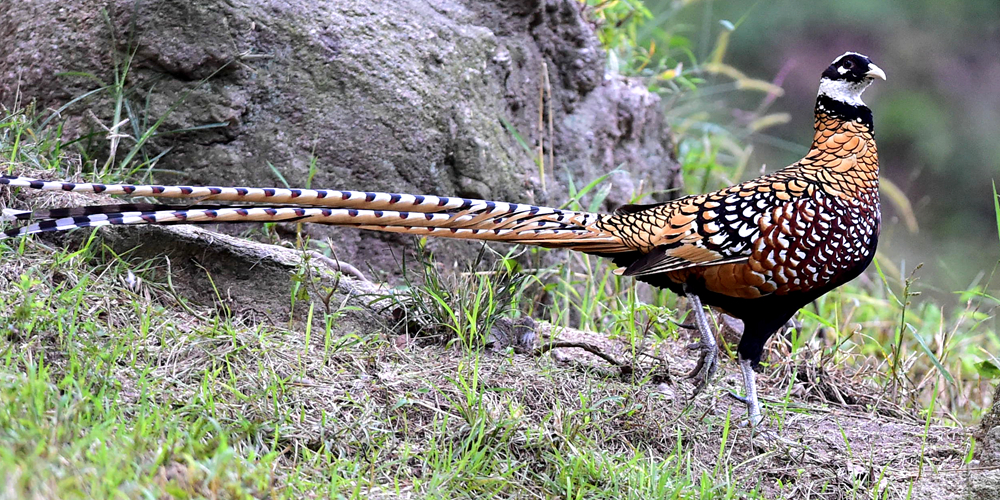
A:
0;0;680;272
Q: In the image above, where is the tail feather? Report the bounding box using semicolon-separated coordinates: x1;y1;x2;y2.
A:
0;175;553;214
0;176;635;254
1;207;602;241
3;203;227;221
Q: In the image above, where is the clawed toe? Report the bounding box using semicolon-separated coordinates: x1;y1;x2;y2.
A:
686;355;705;380
686;340;718;395
727;391;750;405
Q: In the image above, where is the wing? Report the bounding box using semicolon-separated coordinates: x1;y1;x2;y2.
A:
602;171;817;278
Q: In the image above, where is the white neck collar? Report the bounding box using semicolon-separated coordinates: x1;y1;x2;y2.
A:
817;78;869;107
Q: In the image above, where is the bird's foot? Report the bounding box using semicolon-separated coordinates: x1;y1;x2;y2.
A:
727;391;763;428
727;391;750;405
730;357;763;427
730;384;809;451
682;292;719;397
686;338;719;395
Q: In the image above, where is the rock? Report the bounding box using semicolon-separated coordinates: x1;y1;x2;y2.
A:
0;0;680;273
970;384;1000;498
97;224;380;321
969;471;1000;500
978;384;1000;462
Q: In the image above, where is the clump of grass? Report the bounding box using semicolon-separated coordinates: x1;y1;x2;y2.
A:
378;241;536;350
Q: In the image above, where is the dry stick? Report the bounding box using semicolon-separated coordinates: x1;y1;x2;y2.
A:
537;61;548;194
536;63;543;188
536;341;633;376
307;250;368;282
162;256;211;322
319;240;344;314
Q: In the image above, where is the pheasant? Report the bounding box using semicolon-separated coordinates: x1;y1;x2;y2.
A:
0;52;885;426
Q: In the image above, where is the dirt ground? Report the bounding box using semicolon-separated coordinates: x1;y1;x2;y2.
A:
536;322;972;498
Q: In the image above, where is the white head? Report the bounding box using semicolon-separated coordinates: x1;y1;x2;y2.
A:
817;52;886;107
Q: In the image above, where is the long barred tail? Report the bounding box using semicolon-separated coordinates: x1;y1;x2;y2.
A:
0;175;549;212
0;175;630;254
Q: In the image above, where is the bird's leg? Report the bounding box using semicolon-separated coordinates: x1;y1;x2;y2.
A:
727;356;763;427
684;293;718;395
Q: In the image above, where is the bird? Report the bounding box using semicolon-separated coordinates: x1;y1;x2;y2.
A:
0;52;885;426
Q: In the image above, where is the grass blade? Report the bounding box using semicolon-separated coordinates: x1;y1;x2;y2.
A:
267;161;290;188
993;180;999;246
907;324;955;385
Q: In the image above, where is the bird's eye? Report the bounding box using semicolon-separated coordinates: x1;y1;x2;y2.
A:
842;60;855;70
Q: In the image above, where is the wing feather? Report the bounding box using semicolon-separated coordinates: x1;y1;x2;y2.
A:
605;177;810;276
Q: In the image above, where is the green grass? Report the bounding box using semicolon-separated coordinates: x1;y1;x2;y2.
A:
0;240;274;498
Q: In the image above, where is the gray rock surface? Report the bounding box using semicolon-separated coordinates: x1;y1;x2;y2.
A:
1;0;680;272
970;384;1000;499
979;384;1000;462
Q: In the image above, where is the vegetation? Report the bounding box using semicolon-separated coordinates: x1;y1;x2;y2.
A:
0;0;997;499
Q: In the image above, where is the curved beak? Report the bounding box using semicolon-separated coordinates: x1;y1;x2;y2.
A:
866;64;887;81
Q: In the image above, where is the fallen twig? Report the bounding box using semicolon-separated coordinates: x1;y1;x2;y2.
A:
536;341;633;377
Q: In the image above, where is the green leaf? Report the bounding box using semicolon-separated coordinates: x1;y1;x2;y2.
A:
587;182;614;213
872;258;901;306
563;169;623;211
796;308;836;330
36;86;110;131
154;122;229;136
499;117;535;158
974;359;1000;379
